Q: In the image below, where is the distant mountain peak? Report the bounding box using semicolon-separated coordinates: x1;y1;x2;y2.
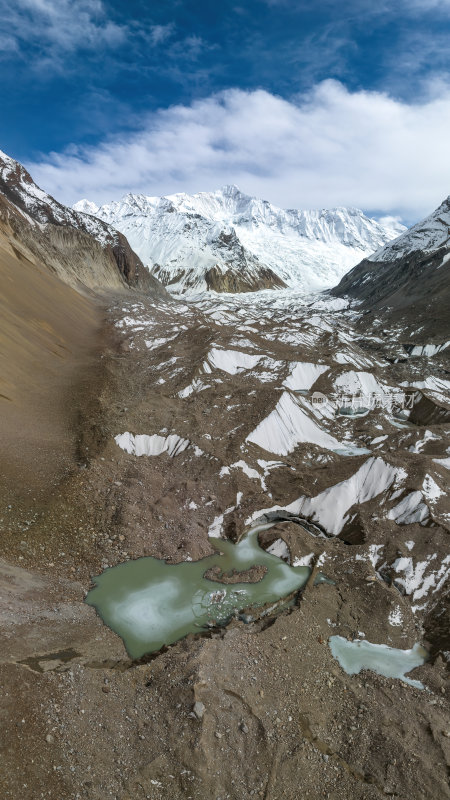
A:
220;183;242;194
73;186;406;295
73;198;100;216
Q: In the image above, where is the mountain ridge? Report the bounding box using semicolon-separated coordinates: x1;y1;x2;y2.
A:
74;186;405;295
0;149;164;295
331;195;450;341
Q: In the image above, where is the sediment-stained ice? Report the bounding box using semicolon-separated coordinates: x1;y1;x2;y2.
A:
246;457;399;536
387;492;429;525
293;457;399;535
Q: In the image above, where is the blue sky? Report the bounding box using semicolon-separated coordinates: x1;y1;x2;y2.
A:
1;0;450;220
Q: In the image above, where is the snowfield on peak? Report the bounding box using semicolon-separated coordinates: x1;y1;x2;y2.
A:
74;186;405;295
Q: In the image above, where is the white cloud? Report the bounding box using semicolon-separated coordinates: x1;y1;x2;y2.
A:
377;215;404;229
0;34;19;53
28;80;450;221
0;0;127;53
147;23;175;46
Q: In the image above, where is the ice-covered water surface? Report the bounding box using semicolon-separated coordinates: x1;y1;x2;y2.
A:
85;527;319;659
329;636;428;689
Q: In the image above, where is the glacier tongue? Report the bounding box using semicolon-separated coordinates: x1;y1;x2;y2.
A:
74;186;405;295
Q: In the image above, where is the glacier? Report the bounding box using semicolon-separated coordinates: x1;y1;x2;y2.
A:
74;185;405;295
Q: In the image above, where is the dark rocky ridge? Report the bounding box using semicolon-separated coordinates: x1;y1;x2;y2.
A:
204;263;286;293
331;197;450;341
151;226;287;294
0;151;167;297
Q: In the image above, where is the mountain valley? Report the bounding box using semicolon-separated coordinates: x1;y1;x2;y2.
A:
0;151;449;800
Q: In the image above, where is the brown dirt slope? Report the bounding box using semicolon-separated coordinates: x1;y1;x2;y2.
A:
0;220;104;505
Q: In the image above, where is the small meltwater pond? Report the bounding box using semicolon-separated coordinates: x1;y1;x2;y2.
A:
329;636;428;689
86;525;326;659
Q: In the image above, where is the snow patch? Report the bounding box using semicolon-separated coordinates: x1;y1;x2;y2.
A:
334;370;386;396
433;456;450;470
293;552;315;567
246;391;342;455
206;348;262;375
283;362;329;391
208;504;235;538
408;429;441;454
115;432;190;458
368;544;384;568
392;554;450;605
388;606;403;627
266;539;290;561
422;474;444;503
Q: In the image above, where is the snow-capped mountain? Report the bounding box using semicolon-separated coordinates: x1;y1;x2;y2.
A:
0;150;163;289
0;149;117;244
0;148;161;293
370;195;450;263
332;195;450;341
74;185;405;295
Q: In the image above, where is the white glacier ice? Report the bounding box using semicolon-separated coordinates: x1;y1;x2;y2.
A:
115;432;190;457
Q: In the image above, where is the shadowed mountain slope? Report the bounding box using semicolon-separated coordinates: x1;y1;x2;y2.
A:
331;196;450;341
